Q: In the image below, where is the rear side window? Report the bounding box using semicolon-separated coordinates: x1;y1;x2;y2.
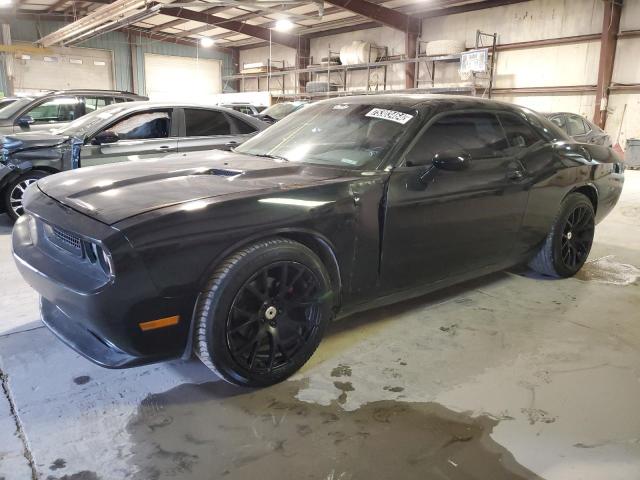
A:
185;109;231;136
233;106;252;115
566;115;588;136
497;113;542;151
229;115;257;134
549;115;566;131
408;112;508;161
83;96;112;113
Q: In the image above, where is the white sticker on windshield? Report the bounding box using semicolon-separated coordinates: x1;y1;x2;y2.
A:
365;108;413;124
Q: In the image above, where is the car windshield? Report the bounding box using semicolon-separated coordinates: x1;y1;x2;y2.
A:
236;101;417;169
261;102;304;120
54;104;129;136
0;98;33;119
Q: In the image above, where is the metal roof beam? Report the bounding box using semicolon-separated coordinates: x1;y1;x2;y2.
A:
324;0;420;34
159;5;301;49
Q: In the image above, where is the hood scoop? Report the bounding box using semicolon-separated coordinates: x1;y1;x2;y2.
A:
201;167;245;177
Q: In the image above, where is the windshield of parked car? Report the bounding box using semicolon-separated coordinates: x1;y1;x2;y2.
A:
0;98;33;119
236;102;417;169
260;102;305;120
54;104;129;136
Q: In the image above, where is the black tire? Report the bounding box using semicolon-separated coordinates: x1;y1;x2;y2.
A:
528;192;595;278
3;170;49;221
194;238;333;387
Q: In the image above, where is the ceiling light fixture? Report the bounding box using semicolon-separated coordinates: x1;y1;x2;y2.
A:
274;19;294;32
200;37;215;47
0;0;12;7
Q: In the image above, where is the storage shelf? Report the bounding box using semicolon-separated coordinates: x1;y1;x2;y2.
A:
270;85;479;101
222;54;463;81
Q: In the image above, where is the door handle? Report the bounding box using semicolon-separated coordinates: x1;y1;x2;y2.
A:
225;141;239;148
154;145;172;151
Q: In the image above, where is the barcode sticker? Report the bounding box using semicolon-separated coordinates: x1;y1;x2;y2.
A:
365;108;414;124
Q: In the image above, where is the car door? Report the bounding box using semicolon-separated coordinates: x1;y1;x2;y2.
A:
177;108;257;153
17;96;84;133
380;110;531;291
80;109;178;167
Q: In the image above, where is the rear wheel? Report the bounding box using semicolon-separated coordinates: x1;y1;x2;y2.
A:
3;170;49;221
194;238;333;387
529;192;595;278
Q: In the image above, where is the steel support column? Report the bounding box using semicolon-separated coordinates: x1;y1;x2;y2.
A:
594;0;623;128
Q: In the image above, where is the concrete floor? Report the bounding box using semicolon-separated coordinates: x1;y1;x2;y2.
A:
1;172;639;480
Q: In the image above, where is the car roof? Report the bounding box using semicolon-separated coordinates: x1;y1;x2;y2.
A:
47;89;142;96
316;94;534;115
102;101;268;128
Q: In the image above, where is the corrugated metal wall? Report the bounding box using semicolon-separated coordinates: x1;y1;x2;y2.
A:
1;19;233;95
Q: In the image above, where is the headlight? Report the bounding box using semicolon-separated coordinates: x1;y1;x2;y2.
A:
84;241;114;277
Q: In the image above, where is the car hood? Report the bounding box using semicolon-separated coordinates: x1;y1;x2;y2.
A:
1;132;69;153
37;150;348;225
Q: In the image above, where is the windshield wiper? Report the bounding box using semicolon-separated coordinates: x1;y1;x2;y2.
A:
250;153;289;162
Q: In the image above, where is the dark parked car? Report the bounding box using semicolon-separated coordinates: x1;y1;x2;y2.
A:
1;101;267;219
220;103;267;116
13;95;624;387
257;101;308;124
0;89;147;136
544;112;612;147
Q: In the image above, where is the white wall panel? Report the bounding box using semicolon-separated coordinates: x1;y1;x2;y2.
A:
12;42;114;94
144;53;221;101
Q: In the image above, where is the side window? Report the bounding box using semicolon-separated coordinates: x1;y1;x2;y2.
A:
83;96;112;113
497;113;542;151
113;97;127;103
27;96;82;124
228;115;257;134
407;112;508;162
549;115;566;131
106;111;171;140
566;115;588;136
184;109;231;136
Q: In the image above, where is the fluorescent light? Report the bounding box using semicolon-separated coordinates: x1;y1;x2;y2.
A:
200;37;215;48
274;19;294;32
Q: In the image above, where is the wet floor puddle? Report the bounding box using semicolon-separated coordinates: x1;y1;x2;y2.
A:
575;256;640;286
124;380;539;480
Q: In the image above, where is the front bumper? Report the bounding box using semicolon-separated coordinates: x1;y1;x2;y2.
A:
12;188;195;368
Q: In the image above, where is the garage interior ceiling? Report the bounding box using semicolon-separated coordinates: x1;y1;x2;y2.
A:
9;0;527;49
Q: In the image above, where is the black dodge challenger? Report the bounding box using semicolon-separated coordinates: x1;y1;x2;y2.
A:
12;95;624;387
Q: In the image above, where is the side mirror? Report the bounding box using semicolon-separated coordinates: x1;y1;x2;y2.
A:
91;131;119;145
432;150;472;171
17;115;34;128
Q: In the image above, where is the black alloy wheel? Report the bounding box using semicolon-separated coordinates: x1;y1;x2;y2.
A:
226;261;322;375
194;238;333;387
529;192;595;278
560;205;594;271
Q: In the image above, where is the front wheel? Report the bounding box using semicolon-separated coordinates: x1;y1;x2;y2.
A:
194;238;333;387
3;171;49;221
529;192;595;278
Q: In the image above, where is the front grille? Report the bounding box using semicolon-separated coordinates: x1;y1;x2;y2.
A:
45;224;83;256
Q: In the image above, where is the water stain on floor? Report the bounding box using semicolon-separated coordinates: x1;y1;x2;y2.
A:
575;256;640;286
126;380;540;480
